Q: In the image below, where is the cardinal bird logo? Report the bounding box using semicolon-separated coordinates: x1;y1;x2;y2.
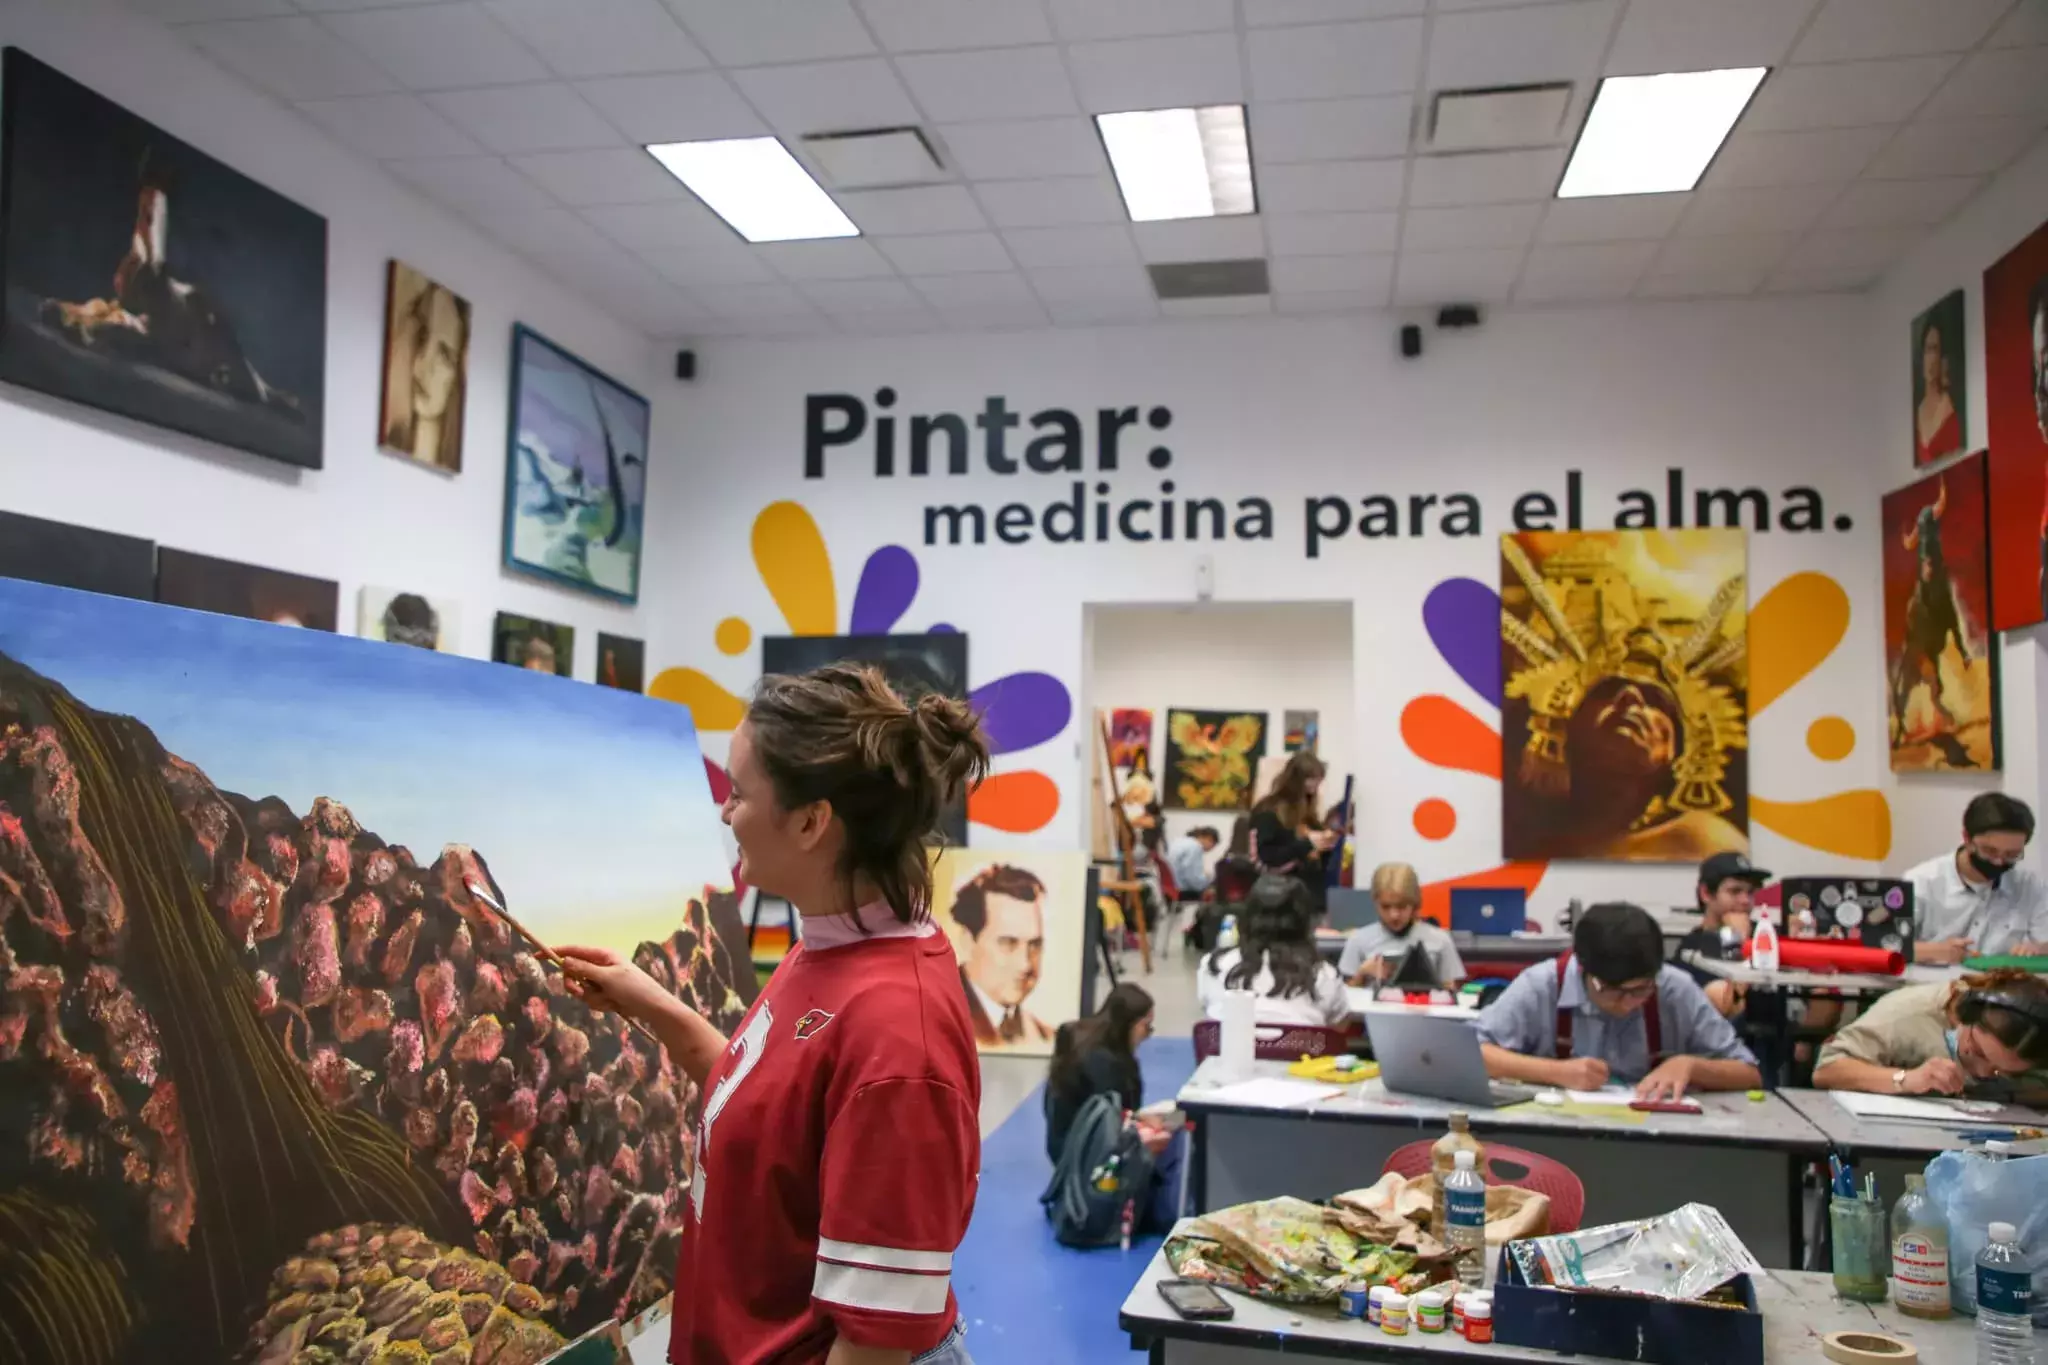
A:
794;1008;835;1041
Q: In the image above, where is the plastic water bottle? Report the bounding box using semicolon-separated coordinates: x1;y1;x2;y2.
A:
1750;909;1780;972
1975;1222;2034;1364
1445;1148;1488;1288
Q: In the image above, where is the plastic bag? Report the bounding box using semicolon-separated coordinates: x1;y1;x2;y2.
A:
1924;1148;2048;1323
1506;1203;1762;1302
1163;1197;1425;1305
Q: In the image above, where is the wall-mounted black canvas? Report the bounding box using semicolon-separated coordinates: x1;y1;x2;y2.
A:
0;48;328;469
0;507;154;599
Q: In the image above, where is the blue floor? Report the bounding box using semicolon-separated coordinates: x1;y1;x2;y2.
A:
953;1036;1197;1365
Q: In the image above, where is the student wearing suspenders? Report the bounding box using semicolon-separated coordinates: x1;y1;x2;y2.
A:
1474;903;1764;1102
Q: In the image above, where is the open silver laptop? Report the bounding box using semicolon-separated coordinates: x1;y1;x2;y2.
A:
1366;1011;1536;1110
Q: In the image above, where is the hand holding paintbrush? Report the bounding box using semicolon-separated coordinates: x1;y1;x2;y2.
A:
462;878;663;1048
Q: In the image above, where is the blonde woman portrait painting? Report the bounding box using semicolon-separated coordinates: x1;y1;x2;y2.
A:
380;261;470;472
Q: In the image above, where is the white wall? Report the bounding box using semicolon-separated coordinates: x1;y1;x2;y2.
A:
0;0;669;671
1083;600;1355;847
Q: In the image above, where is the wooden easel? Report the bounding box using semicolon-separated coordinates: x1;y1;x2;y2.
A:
1097;712;1153;974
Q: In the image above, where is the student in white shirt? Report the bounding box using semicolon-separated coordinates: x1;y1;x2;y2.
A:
1903;793;2048;964
1165;826;1220;899
1198;874;1350;1028
1340;862;1467;988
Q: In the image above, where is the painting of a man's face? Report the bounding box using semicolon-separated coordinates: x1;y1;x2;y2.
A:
965;892;1044;1009
2031;290;2047;442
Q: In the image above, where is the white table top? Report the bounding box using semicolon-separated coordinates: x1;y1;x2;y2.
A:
1776;1086;2048;1158
1680;953;1962;995
1344;987;1480;1020
1120;1236;1976;1363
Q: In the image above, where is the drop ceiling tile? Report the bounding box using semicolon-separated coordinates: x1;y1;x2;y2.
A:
976;176;1126;227
1652;232;1796;274
582;198;735;252
296;93;482;159
639;239;778;287
1067;33;1246;111
1259;159;1406;212
833;308;943;336
1026;263;1153;301
1792;0;2011;63
1269;253;1395;293
1046;294;1161;325
1408;149;1566;207
1865;115;2048;179
1702;126;1891;187
1400;202;1543;250
1275;286;1390;313
1989;0;2048;48
1777;224;1929;275
909;271;1036;306
477;204;621;259
839;184;989;233
1048;0;1235;40
1426;1;1617;91
510;148;687;203
1676;184;1838;237
1636;264;1769;298
697;282;818;318
427;84;623;153
857;0;1053;51
660;0;875;64
482;0;706;79
1395;247;1523;305
801;277;925;313
130;0;292;19
877;232;1016;274
1820;175;1986;228
576;72;766;143
1002;224;1137;268
1265;210;1400;254
181;17;398;100
1917;47;2048;122
294;0;445;11
1741;56;1957;132
1132;216;1268;263
1604;0;1817;75
1432;0;1576;10
1514;240;1658;302
1536;193;1689;243
897;47;1080;121
1764;259;1888;293
731;59;920;133
933;297;1052;327
1247;21;1426;101
754;238;896;281
1250;96;1413;163
1161;296;1276;318
941;118;1104;180
1244;0;1425;22
320;5;549;89
387;154;558;212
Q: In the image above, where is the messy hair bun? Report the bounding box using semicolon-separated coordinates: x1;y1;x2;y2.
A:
746;664;991;924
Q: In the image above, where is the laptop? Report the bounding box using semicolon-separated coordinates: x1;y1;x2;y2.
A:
1450;886;1526;937
1366;1012;1537;1110
1776;877;1915;955
1325;886;1378;931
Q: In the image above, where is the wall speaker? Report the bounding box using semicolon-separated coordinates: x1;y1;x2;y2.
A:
1399;324;1422;359
674;349;696;380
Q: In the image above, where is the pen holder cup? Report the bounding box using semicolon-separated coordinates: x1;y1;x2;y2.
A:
1829;1196;1888;1303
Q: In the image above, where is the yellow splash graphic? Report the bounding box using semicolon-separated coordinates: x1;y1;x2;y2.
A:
752;501;835;636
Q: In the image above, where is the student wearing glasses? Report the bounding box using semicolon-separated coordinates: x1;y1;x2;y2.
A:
1475;902;1763;1101
1902;793;2048;965
1811;969;2048;1104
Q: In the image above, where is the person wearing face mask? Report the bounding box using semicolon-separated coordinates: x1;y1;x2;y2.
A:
1902;793;2048;965
1339;862;1466;988
1812;970;2048;1104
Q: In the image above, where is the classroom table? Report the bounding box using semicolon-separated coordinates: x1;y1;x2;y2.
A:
1778;1085;2048;1208
1344;987;1479;1020
1679;957;1964;1084
1120;1240;1978;1364
1176;1059;1827;1269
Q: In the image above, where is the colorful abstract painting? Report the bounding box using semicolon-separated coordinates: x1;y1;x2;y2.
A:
1499;530;1749;863
493;611;574;677
1283;709;1319;754
156;547;338;632
1985;217;2048;631
596;633;645;692
357;586;459;653
930;849;1089;1058
1883;453;2000;772
0;577;747;1365
0;507;154;599
1911;289;1968;468
1106;708;1153;775
503;326;648;604
1163;709;1267;812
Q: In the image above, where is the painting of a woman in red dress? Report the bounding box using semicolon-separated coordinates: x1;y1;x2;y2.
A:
1912;289;1966;468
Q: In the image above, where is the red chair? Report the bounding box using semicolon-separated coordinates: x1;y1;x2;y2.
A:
1381;1140;1585;1234
1462;959;1536;982
1193;1019;1351;1062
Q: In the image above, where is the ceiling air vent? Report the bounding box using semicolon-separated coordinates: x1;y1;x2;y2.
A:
1149;258;1270;300
1427;83;1573;153
801;127;946;190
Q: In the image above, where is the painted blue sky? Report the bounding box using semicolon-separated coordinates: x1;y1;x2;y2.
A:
0;578;725;946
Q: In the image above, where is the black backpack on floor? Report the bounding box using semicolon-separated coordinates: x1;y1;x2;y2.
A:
1040;1093;1155;1248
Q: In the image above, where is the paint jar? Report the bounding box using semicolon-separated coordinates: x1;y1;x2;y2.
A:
1464;1292;1494;1343
1339;1281;1370;1318
1380;1293;1410;1336
1367;1285;1390;1326
1415;1289;1447;1333
1449;1290;1466;1336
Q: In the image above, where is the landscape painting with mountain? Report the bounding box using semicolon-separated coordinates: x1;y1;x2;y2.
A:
0;578;747;1365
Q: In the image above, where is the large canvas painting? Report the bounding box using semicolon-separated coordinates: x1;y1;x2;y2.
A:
0;577;749;1365
0;507;154;599
380;260;470;473
1985;217;2048;631
1883;454;2000;772
1499;530;1749;863
761;632;970;844
1911;289;1968;467
931;849;1089;1057
0;49;327;469
494;611;574;677
157;547;338;631
358;585;459;653
597;633;645;692
1163;709;1266;811
504;326;648;604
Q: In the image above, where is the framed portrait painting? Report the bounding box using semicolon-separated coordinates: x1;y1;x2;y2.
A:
493;611;574;677
1882;453;2000;772
1910;289;1967;468
1985;217;2048;631
379;261;470;473
156;548;338;631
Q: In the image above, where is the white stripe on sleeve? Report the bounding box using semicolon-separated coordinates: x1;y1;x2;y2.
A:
813;1261;951;1316
816;1238;953;1274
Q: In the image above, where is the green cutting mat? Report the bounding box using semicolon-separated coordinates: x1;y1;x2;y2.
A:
1962;954;2048;972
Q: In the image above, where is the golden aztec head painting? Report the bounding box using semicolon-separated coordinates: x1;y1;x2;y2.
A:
1498;530;1748;863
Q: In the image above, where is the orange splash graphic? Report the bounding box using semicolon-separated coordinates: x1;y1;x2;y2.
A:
1401;695;1500;779
968;771;1060;833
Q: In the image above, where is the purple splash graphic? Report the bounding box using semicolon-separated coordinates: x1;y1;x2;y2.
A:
929;623;958;634
849;545;919;634
1423;577;1501;708
968;672;1071;756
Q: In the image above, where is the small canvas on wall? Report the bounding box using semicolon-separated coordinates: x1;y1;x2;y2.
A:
1107;707;1152;774
1284;709;1319;753
931;850;1089;1057
1911;289;1967;467
157;547;337;631
1499;529;1749;863
596;632;644;692
493;611;573;676
379;260;470;473
0;507;154;599
357;585;458;652
1985;217;2048;631
0;48;327;469
1163;709;1266;811
504;326;649;603
1883;453;2000;772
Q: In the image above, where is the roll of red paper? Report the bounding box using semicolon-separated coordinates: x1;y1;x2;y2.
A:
1741;937;1905;975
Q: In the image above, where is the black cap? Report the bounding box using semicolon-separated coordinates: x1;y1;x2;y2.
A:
1699;851;1771;887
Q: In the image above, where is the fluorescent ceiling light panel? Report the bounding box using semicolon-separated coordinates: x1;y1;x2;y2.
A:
1557;67;1766;199
645;137;858;242
1097;104;1255;223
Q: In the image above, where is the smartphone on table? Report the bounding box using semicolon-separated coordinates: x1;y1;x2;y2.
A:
1158;1278;1235;1321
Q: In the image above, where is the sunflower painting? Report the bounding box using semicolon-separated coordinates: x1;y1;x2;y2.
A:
1164;709;1267;811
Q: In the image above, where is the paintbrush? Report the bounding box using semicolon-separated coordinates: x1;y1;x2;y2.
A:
463;877;662;1047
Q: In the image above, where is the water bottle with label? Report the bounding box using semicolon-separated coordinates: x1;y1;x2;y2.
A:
1976;1222;2035;1365
1445;1149;1488;1288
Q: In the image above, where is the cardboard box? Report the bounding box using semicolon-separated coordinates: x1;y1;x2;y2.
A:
1490;1250;1764;1365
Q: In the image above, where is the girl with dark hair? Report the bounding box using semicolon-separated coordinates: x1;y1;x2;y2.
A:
557;664;988;1365
1046;982;1156;1162
1814;969;2048;1103
1249;752;1336;909
1196;874;1348;1027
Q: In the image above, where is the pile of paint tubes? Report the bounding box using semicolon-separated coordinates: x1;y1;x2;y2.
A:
1342;1282;1492;1343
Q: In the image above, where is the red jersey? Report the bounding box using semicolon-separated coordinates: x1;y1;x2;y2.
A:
669;910;981;1364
